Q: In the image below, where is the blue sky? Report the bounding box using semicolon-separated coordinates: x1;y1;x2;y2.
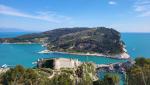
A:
0;0;150;32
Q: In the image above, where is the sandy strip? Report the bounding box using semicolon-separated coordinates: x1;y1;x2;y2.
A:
39;50;130;60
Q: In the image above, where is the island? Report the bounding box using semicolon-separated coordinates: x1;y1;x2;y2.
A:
0;27;130;59
1;27;150;85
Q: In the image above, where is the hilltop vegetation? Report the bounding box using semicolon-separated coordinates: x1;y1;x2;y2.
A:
0;63;97;85
0;27;125;55
47;27;124;54
0;27;90;43
0;63;121;85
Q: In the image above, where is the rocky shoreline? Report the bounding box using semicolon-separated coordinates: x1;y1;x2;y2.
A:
38;49;130;60
0;42;130;60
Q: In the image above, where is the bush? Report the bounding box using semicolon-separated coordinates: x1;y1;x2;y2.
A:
126;57;150;85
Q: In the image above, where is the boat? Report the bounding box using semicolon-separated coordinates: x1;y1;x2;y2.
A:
1;64;15;68
1;64;8;68
32;61;37;64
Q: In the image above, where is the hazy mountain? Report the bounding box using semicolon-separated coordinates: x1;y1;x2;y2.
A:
0;28;32;32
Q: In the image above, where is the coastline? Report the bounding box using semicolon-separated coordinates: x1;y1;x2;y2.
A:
0;42;130;60
39;50;130;60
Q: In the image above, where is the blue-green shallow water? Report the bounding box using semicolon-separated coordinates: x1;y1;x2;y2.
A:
0;33;150;67
122;33;150;58
0;44;125;67
0;32;150;85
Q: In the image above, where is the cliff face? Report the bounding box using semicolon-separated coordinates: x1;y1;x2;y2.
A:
0;27;125;54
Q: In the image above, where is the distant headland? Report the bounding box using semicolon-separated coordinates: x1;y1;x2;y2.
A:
0;27;130;59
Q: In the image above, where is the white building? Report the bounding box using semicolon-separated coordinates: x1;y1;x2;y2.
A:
37;58;81;70
54;58;81;69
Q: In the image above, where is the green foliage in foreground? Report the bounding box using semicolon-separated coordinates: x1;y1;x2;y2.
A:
0;65;51;85
126;57;150;85
135;57;150;67
1;57;150;85
94;57;150;85
93;73;120;85
0;63;96;85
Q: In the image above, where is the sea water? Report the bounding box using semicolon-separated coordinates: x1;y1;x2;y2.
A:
0;44;125;67
0;32;150;67
122;33;150;58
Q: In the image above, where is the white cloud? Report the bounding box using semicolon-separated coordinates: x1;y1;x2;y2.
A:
108;1;117;5
134;0;150;17
0;4;71;23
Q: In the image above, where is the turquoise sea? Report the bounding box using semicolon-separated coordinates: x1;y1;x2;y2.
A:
0;32;150;67
122;33;150;58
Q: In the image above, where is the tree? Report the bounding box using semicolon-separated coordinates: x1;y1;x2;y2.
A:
126;57;150;85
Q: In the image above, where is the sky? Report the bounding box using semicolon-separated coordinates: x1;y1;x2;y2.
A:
0;0;150;32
